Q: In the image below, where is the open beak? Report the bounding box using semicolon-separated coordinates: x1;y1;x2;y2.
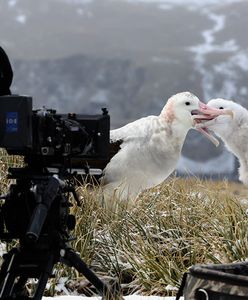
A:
191;101;233;147
196;126;220;147
193;102;234;121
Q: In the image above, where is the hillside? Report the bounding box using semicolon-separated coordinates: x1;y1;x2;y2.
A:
1;0;248;177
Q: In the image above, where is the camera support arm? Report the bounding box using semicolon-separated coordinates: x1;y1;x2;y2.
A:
26;174;81;243
26;176;62;242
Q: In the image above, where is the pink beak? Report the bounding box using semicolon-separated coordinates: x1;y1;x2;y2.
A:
194;101;234;120
192;101;233;147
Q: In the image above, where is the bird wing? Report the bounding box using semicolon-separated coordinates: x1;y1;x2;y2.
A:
107;116;156;167
110;116;157;145
102;116;160;185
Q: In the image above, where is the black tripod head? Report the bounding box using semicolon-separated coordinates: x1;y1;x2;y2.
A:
0;166;78;244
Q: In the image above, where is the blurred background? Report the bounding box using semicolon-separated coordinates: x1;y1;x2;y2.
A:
1;0;247;179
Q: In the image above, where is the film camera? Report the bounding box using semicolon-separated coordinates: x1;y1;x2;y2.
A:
0;95;109;169
0;95;120;300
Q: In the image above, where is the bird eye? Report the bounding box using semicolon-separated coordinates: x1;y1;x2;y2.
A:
185;102;190;106
219;107;224;109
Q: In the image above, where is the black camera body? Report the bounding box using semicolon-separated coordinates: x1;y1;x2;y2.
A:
0;95;110;169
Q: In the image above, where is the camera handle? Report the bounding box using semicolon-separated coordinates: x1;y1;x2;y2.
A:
26;175;80;242
26;176;61;242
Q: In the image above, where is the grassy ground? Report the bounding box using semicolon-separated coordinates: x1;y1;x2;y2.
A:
0;149;248;297
59;177;248;296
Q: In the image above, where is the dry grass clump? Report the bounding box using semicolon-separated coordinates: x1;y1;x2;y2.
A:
0;149;248;296
64;177;248;296
0;149;23;193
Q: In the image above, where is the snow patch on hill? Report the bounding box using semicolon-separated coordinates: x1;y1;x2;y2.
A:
122;0;244;8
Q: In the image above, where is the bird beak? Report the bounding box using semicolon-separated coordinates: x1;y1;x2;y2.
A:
193;102;234;121
191;101;233;147
195;126;220;147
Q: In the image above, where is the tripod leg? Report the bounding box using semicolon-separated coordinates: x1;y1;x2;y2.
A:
33;254;55;300
62;248;123;300
0;248;19;298
0;251;13;287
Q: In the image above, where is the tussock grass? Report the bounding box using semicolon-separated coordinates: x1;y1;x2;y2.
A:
66;177;248;296
0;149;248;296
0;149;23;193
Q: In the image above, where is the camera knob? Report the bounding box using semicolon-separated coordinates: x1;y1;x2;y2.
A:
102;108;108;115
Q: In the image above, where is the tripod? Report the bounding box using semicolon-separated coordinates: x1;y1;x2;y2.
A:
0;168;122;300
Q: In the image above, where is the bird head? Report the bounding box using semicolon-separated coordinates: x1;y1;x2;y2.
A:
160;92;233;146
195;98;243;139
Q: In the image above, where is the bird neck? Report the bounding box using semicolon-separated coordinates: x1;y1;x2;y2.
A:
160;105;191;139
171;121;189;140
159;115;189;142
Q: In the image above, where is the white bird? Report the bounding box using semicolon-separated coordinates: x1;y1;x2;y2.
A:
196;98;248;185
102;92;232;201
